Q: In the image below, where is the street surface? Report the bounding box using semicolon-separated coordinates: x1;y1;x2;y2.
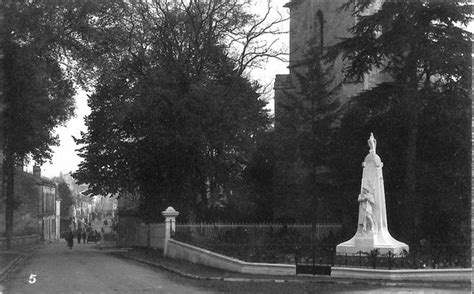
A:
1;241;214;294
340;288;469;294
0;241;469;294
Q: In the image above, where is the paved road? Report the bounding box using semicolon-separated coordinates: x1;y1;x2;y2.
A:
339;288;469;294
1;242;469;294
2;241;215;294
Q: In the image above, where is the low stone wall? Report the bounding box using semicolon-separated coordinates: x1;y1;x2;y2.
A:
0;234;40;250
116;218;165;249
167;239;295;276
150;224;165;250
331;267;471;282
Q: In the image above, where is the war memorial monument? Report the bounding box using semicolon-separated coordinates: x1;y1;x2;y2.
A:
336;133;409;255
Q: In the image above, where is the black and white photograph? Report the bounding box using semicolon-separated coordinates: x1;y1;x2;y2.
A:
0;0;471;293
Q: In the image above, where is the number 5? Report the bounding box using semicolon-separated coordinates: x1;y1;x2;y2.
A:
28;274;37;284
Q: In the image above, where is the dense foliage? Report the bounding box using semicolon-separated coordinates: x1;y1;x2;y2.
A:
327;0;471;247
274;41;341;223
1;0;132;247
73;1;285;222
57;182;74;220
1;2;88;247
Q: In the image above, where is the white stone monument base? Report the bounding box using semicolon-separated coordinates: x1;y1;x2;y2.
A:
336;230;409;255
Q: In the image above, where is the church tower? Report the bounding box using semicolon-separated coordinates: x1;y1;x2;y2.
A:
273;0;390;221
274;0;361;127
274;0;389;127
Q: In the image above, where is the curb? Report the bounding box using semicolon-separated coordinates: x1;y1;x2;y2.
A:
0;254;23;282
110;252;210;280
109;252;470;289
0;244;42;282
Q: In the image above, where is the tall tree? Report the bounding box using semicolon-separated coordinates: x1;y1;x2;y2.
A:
0;1;6;240
73;1;285;222
275;41;340;223
57;182;74;221
0;0;6;151
1;1;120;248
328;0;471;243
2;4;77;248
236;130;276;222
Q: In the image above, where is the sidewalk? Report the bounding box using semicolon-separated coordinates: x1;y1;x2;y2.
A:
0;242;42;282
0;252;21;281
106;246;470;290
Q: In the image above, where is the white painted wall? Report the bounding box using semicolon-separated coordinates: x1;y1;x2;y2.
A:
166;239;295;276
332;267;471;282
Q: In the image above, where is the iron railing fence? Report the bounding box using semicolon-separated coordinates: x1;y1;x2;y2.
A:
295;244;335;267
296;243;471;270
172;223;343;264
174;223;341;240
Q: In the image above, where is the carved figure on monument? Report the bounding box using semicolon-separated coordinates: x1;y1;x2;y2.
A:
357;187;377;234
368;132;376;153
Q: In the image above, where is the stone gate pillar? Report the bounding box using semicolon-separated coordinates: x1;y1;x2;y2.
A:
161;206;179;256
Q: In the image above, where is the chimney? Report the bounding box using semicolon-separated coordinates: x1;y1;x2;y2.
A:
33;165;41;178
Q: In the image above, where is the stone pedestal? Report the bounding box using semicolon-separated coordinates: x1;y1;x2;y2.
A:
336;133;408;255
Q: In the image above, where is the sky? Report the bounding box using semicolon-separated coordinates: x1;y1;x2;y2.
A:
30;89;92;178
29;1;291;178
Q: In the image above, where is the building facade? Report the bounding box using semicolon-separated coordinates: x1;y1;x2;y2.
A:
274;0;387;123
0;165;59;241
37;166;59;242
61;172;89;231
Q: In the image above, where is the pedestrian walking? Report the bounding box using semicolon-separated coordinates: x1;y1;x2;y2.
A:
66;231;74;249
77;229;82;244
82;230;87;243
94;230;100;243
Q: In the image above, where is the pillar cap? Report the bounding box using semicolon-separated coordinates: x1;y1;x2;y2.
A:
161;206;179;217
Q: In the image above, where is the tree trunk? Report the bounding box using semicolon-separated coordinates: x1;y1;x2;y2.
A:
4;152;15;250
0;0;7;248
0;0;5;145
403;84;420;242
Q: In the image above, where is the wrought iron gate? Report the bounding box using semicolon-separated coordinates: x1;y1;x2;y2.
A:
295;244;334;275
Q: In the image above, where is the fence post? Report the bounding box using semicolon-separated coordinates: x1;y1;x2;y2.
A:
294;249;298;265
329;247;336;266
147;224;151;248
388;251;392;270
161;207;179;257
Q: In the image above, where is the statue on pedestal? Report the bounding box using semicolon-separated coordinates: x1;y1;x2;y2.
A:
368;132;376;153
336;133;409;255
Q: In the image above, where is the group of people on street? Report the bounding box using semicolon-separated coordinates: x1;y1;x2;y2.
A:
65;228;101;249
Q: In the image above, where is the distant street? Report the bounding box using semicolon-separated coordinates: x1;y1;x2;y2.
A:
2;241;215;294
